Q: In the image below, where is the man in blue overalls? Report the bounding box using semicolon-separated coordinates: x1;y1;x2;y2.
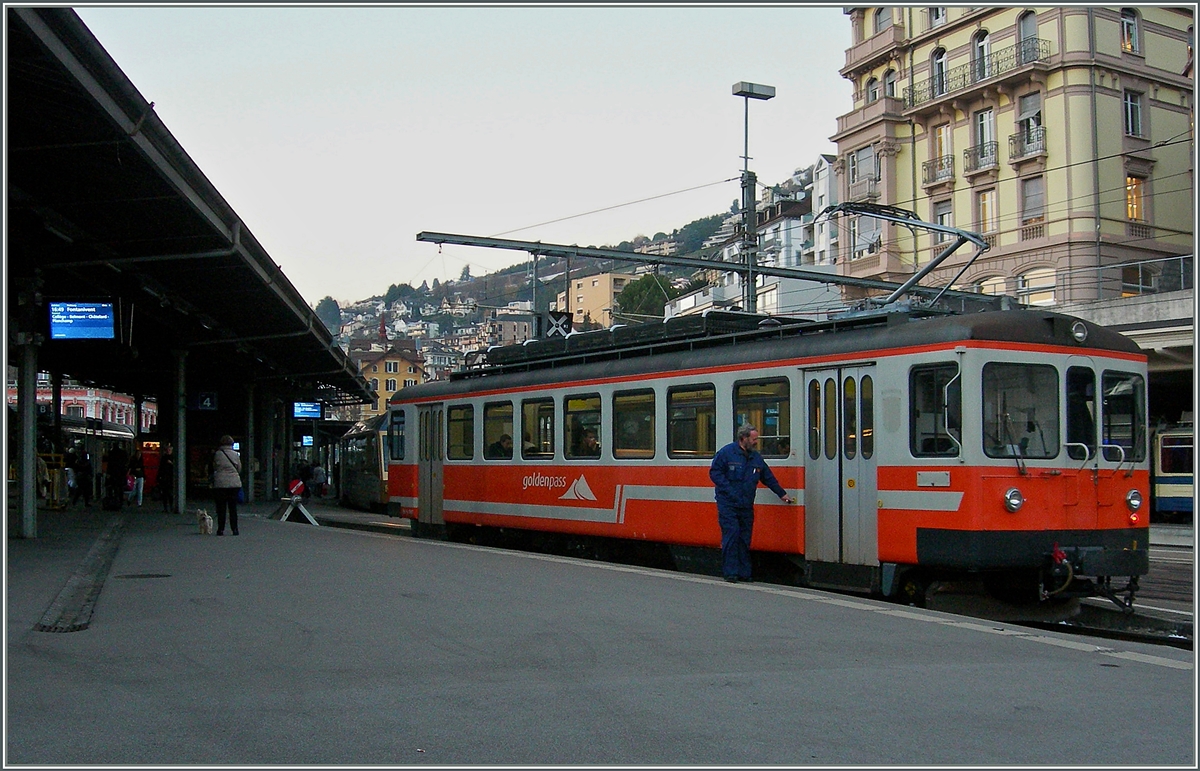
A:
709;424;793;583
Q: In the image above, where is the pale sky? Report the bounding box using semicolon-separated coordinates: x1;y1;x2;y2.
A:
74;4;852;307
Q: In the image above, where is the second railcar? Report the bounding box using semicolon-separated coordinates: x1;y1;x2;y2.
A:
1151;423;1194;523
386;309;1150;609
338;414;391;512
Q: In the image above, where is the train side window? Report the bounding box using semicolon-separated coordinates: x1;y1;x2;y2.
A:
1066;367;1096;460
613;389;655;459
668;384;717;459
982;363;1059;459
521;398;554;460
483;402;514;460
734;378;790;457
808;380;821;460
824;378;837;460
910;363;961;457
1160;434;1193;473
1101;371;1146;463
446;404;474;460
861;375;874;459
843;376;857;460
388;410;405;461
565;394;602;459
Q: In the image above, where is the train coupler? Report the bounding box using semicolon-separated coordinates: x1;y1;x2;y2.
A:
1095;575;1139;615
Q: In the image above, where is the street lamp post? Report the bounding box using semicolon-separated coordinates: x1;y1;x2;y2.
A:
732;81;775;313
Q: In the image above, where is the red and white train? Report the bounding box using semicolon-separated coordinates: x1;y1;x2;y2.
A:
384;308;1149;609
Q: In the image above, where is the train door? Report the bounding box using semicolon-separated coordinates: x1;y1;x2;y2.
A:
1064;358;1100;527
804;366;878;567
417;404;445;529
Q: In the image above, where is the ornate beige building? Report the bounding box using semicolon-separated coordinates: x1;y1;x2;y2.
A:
832;6;1193;305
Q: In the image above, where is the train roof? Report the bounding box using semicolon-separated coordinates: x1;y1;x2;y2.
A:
392;308;1144;403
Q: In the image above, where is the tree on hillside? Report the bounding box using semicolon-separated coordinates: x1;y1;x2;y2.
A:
675;214;725;254
315;296;341;333
459;264;472;282
613;274;705;321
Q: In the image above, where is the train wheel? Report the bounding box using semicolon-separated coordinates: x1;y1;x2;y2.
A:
896;572;928;608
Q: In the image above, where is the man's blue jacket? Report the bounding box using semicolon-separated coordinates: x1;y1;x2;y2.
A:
709;441;787;510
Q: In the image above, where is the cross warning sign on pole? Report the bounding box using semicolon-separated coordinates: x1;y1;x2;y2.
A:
545;311;572;338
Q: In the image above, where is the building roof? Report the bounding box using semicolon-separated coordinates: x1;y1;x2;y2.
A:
6;8;372;406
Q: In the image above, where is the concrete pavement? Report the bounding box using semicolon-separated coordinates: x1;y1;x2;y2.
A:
6;498;1195;765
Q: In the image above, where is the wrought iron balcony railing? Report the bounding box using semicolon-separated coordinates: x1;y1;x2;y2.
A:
904;38;1050;109
922;155;954;186
1008;126;1046;159
963;141;999;173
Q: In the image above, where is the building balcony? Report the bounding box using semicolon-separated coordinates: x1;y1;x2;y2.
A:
963;141;999;175
834;96;905;140
847;176;880;202
842;23;907;77
903;38;1051;113
1009;126;1046;160
922;155;955;187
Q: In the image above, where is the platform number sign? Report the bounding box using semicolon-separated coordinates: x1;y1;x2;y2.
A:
197;392;218;411
546;311;572;338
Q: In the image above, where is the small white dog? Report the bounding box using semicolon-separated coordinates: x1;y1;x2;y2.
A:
197;509;214;535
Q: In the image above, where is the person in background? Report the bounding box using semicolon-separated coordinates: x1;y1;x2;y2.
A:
158;444;175;513
311;462;327;498
487;434;514;459
127;446;145;507
708;424;793;583
574;428;600;458
105;443;128;509
71;452;93;508
211;435;243;536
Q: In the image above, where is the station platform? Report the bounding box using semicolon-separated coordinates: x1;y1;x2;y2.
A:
6;499;1195;765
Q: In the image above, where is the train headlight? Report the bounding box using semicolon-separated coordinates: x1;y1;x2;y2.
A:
1125;489;1143;512
1070;321;1088;343
1004;487;1025;512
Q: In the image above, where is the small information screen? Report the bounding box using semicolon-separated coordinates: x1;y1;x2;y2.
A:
49;302;115;340
293;401;323;419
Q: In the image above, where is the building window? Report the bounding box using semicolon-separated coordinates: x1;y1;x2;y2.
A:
973;31;991;81
386;378;397;391
1126;175;1146;221
931;49;948;96
370;378;379;391
874;7;891;35
1018;268;1056;306
866;77;879;103
1123;90;1143;137
1121;8;1141;54
933;200;953;242
849;145;876;184
1021;176;1045;224
883;69;896;97
1017;92;1042;143
977;276;1007;295
928;7;946;29
933;122;951;160
976;189;997;233
386;361;399;373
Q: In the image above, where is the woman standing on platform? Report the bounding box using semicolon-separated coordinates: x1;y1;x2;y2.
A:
211;435;243;536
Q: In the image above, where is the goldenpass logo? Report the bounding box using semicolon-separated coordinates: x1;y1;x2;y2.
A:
522;472;568;491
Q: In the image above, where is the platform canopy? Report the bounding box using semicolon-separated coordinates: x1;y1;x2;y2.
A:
6;7;372;407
